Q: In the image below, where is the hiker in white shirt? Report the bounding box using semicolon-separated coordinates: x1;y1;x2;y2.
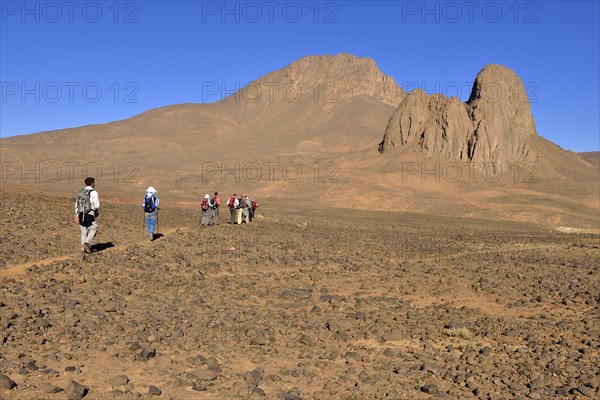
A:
142;187;159;241
74;177;100;255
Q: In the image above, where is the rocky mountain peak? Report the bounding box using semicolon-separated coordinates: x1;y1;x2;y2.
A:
256;53;405;107
379;64;538;169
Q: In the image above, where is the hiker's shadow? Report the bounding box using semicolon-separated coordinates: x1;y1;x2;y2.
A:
92;242;115;253
152;233;164;241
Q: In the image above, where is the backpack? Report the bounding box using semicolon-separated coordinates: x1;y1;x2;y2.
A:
201;198;209;211
209;197;216;208
215;196;220;207
76;188;92;215
252;200;258;209
228;196;235;208
144;194;156;213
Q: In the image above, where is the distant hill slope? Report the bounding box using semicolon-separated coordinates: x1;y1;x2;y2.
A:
578;152;600;171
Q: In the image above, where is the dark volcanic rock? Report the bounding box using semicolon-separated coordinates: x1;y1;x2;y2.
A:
41;384;64;394
573;385;593;397
148;385;162;396
0;374;17;390
65;380;88;400
420;384;438;394
139;348;156;360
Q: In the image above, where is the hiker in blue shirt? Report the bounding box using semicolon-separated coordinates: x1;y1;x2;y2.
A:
143;187;160;240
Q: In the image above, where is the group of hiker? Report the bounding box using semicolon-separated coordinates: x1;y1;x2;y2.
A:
225;193;259;225
75;177;259;256
200;192;259;227
200;192;220;227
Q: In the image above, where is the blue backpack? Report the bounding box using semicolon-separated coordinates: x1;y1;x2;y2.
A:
144;195;156;213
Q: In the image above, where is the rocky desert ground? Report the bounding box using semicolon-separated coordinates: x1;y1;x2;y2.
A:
0;187;598;399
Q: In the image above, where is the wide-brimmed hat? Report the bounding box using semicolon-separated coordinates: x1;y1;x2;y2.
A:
146;186;157;194
205;194;210;199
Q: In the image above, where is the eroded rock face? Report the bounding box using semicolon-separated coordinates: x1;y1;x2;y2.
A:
379;90;473;160
379;64;537;169
467;64;537;166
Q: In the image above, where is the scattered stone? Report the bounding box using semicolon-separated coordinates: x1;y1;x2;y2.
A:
299;335;315;347
573;385;593;397
42;368;61;375
148;385;161;396
128;341;141;351
245;368;264;387
65;380;88;400
192;368;218;382
0;360;17;368
172;328;184;338
250;386;266;398
358;370;369;381
109;375;129;386
250;336;267;346
206;357;220;369
41;384;63;394
420;384;438;394
0;374;17;390
283;387;302;400
509;381;527;392
65;299;80;309
383;348;402;358
139;348;156;360
192;382;207;391
25;360;38;370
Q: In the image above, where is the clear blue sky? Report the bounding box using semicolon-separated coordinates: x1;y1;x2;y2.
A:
1;1;598;152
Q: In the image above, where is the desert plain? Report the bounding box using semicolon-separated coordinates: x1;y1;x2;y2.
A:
0;185;598;399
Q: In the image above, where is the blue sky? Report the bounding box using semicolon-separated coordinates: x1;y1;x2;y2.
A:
1;1;598;152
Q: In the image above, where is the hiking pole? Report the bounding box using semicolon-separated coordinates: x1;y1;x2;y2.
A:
156;208;159;235
142;211;145;239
